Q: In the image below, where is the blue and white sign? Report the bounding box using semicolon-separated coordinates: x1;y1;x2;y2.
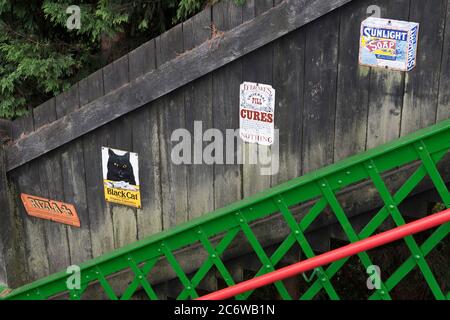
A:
359;17;419;71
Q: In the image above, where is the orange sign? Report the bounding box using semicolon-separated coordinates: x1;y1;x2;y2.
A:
20;193;80;227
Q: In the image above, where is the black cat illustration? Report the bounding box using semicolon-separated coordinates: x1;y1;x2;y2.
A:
107;149;136;185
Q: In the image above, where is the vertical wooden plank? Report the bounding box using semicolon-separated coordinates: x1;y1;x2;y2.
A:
11;113;33;141
9;114;50;281
80;70;115;257
302;12;339;174
212;0;242;32
103;55;130;93
437;0;450;122
128;40;162;239
242;0;255;22
271;28;305;186
131;102;163;239
401;0;447;135
242;0;275;198
183;9;215;219
129;39;157;80
155;24;184;66
55;85;79;118
183;8;211;51
366;0;409;149
212;0;243;209
55;85;93;266
334;1;370;162
0;146;8;287
156;25;188;229
34;98;71;273
0;122;26;288
103;55;137;248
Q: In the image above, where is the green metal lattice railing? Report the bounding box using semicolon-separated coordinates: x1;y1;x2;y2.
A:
1;118;450;300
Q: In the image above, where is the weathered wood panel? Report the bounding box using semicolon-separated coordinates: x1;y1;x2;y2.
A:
365;0;407;150
156;24;189;229
80;70;115;258
242;0;275;197
212;1;243;209
401;0;447;136
9;115;50;281
334;0;370;162
184;10;215;219
271;28;305;186
35;98;71;273
0;125;27;288
57;87;93;266
302;12;339;173
437;0;450;122
129;39;163;240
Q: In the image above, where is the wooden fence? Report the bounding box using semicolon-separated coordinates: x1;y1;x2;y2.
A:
0;0;449;289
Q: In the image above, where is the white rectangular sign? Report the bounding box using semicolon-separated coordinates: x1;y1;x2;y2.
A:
359;17;419;71
239;82;275;146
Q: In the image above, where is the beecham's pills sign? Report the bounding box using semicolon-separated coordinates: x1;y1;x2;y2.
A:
239;82;275;146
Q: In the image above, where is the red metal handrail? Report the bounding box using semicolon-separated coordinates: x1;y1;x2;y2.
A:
197;209;450;300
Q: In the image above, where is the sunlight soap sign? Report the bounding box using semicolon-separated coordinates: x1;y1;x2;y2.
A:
102;147;141;208
359;17;419;71
239;82;275;146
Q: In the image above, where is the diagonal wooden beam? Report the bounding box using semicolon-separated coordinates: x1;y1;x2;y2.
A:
5;0;353;172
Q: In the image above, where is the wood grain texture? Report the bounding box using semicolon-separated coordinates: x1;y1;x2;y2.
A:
11;113;33;141
183;7;212;51
9;114;50;282
1;137;26;287
437;0;450;122
401;0;447;136
302;12;339;174
0;144;24;287
128;38;163;239
242;0;274;198
271;28;305;186
129;39;156;80
212;1;243;209
35;98;71;273
156;24;189;229
366;0;409;149
0;147;8;287
6;0;352;171
80;70;115;257
183;8;215;219
55;85;79;120
334;1;370;162
0;120;11;145
56;84;93;266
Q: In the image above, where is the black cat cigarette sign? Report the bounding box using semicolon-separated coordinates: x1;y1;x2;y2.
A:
102;147;141;208
21;193;80;227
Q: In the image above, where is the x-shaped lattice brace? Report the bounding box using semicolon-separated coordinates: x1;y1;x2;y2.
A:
301;147;449;300
177;227;242;300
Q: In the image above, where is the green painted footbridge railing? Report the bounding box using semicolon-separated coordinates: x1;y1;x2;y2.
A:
2;118;450;300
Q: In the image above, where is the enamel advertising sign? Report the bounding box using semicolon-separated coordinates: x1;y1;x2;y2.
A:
102;147;141;208
21;193;80;227
359;17;419;71
239;82;275;146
